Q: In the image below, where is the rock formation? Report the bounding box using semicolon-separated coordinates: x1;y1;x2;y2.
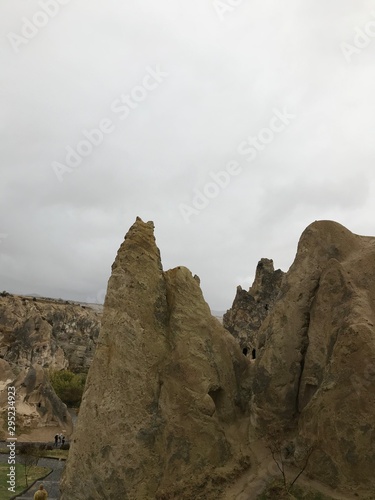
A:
61;218;251;500
252;221;375;493
0;361;73;439
0;294;101;437
0;294;101;372
223;258;284;355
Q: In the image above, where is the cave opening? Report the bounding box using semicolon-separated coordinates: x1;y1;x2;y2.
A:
252;348;256;359
208;387;225;414
242;347;248;356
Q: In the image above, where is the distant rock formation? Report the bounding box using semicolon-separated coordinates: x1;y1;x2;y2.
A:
61;218;251;500
252;221;375;492
0;361;72;439
0;294;101;437
0;295;101;372
223;258;284;355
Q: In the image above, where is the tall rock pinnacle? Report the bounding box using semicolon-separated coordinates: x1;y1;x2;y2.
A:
252;220;375;491
223;258;284;353
61;218;251;500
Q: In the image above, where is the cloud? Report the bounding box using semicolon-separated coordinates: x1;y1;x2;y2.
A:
1;0;375;310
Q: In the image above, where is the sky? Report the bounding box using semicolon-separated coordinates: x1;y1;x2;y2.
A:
1;0;375;311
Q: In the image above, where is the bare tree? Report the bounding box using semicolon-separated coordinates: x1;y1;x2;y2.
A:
266;430;315;495
18;443;44;487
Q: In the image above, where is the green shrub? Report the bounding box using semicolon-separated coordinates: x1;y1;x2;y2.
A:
49;370;86;408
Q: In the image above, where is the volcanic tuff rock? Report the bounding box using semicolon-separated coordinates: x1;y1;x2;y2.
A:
0;360;73;439
223;258;284;354
61;218;252;500
252;221;375;492
0;295;101;372
0;294;101;436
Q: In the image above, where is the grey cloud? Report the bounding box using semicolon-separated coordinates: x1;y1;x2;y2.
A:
1;0;375;310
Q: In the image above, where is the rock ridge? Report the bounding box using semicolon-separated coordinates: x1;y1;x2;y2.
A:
252;220;375;491
61;217;252;500
0;294;101;437
223;258;284;355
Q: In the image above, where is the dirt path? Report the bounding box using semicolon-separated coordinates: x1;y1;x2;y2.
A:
221;439;361;500
17;427;64;443
17;410;76;443
222;439;278;499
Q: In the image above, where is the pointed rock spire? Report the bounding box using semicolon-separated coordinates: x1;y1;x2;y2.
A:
61;218;251;500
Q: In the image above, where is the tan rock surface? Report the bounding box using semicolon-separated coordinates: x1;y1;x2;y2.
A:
0;294;101;372
252;220;375;492
0;294;100;436
0;361;72;439
223;258;284;354
61;218;252;500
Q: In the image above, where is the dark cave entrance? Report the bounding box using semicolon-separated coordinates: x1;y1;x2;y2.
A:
208;387;225;414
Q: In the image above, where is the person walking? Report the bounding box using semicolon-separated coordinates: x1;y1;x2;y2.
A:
33;483;48;499
54;434;59;447
61;435;65;446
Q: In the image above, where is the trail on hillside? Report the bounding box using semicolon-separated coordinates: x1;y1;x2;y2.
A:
222;439;361;500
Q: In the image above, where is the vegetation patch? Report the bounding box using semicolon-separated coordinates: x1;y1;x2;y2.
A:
49;369;87;407
40;448;69;460
0;463;51;500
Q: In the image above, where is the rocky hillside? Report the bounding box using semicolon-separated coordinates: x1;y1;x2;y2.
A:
0;294;101;439
61;218;252;500
0;294;101;372
252;221;375;493
223;258;284;356
56;218;375;498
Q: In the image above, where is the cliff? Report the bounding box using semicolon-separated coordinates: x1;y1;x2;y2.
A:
0;294;101;372
252;221;375;492
61;218;252;500
9;218;373;496
0;294;101;439
223;258;284;355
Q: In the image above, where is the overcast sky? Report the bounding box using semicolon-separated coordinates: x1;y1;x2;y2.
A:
1;1;375;311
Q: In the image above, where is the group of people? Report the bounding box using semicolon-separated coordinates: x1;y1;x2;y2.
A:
54;432;66;447
33;433;67;497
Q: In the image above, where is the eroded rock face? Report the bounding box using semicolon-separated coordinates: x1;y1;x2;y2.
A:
0;295;101;372
223;258;284;354
252;221;375;492
0;360;73;439
61;218;251;500
0;295;100;436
